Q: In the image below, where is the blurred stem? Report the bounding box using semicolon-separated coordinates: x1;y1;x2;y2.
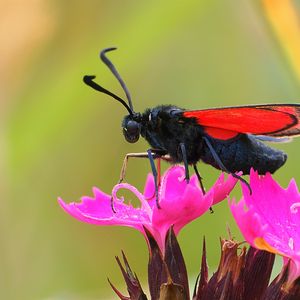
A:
262;0;300;82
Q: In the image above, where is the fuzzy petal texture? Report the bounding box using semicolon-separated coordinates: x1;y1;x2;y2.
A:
59;166;237;251
230;169;300;281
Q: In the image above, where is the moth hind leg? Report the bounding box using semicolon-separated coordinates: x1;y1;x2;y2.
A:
193;164;205;195
193;164;213;213
203;136;252;195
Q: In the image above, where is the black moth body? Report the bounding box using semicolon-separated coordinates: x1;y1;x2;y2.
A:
122;104;287;175
84;47;299;193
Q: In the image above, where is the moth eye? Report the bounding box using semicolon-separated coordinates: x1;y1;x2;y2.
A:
126;120;139;134
123;120;140;143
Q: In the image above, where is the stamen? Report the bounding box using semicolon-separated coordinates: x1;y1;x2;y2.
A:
290;202;300;213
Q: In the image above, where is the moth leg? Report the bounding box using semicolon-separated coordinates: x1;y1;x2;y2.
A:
113;152;150;213
145;154;173;202
119;152;150;183
203;136;252;194
119;149;168;183
193;164;213;213
147;149;172;208
193;164;205;195
179;142;190;183
115;152;155;213
147;149;161;209
118;150;168;210
157;157;162;188
144;157;162;201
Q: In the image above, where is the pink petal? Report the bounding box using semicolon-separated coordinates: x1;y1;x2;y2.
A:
230;198;268;246
59;165;238;253
143;173;156;201
209;173;239;205
58;185;152;233
145;166;237;249
142;165;237;249
230;169;300;281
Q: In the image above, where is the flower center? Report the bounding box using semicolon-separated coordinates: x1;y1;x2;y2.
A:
290;202;300;213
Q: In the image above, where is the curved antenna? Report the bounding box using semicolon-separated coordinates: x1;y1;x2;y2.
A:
100;47;134;112
83;75;133;116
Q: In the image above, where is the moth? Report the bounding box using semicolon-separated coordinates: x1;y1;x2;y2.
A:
84;48;300;208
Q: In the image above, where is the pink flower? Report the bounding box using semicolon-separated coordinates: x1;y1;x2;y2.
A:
59;166;237;252
230;169;300;283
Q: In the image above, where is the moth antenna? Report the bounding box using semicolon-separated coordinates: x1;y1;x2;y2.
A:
83;75;133;116
100;47;134;112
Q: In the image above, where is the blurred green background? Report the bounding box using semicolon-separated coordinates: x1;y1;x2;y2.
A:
3;0;300;299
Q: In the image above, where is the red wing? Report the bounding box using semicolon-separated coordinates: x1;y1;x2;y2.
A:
183;104;300;140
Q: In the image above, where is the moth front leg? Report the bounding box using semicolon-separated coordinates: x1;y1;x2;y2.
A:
179;142;190;183
119;149;168;183
119;152;149;183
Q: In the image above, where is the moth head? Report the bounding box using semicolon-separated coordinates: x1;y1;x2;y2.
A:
122;114;141;143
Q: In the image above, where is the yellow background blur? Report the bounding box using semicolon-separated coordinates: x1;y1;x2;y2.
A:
2;1;300;299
